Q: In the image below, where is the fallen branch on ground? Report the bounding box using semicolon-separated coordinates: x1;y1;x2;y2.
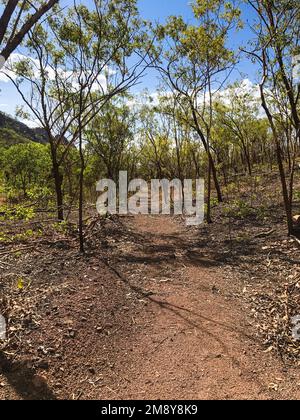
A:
291;235;300;247
254;229;275;239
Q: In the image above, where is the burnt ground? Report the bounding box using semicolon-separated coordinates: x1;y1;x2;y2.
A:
1;173;300;399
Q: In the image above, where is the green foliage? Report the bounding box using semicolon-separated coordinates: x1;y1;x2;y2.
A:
0;142;52;200
156;0;241;93
53;220;67;232
0;227;42;244
223;200;254;219
0;128;31;147
86;98;135;182
0;0;299;238
294;190;300;201
210;197;219;208
256;204;269;221
0;204;35;221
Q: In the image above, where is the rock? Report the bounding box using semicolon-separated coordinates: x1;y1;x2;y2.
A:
293;215;300;225
55;241;68;250
36;360;49;370
26;361;34;370
37;346;48;355
32;375;47;389
69;330;76;338
23;315;32;327
88;367;96;375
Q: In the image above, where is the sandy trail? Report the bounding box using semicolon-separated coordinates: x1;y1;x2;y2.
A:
104;214;300;400
1;214;300;400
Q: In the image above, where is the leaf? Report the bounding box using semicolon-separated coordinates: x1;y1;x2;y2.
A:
268;383;279;392
17;278;24;290
263;346;274;353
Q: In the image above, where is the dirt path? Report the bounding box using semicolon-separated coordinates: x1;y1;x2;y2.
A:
1;214;300;400
98;215;300;400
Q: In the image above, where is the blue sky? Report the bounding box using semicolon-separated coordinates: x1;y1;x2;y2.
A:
137;0;258;90
0;0;258;119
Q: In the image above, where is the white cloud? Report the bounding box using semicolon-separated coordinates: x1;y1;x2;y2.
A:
0;68;15;82
0;53;29;82
127;79;261;112
0;52;109;92
216;78;260;102
19;118;41;129
126;90;173;109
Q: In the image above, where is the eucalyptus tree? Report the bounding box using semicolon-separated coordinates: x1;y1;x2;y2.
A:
214;82;263;176
245;0;300;235
86;96;136;182
136;92;200;184
4;0;151;251
153;0;241;221
138;93;174;180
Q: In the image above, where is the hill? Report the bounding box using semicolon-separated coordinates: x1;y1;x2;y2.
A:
0;111;48;147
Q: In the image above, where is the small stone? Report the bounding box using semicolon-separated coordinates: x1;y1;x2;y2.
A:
293;215;300;225
36;360;49;370
32;375;47;389
145;379;153;385
37;346;48;355
69;330;76;338
88;367;96;375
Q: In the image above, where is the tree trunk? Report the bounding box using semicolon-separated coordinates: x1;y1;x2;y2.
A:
78;145;85;253
52;162;64;222
245;148;252;176
259;64;295;236
191;106;223;202
207;156;212;224
1;0;59;60
275;142;294;235
78;89;85;254
0;0;18;45
209;151;223;203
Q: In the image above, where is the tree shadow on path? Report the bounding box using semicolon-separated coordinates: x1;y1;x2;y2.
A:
0;352;56;400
